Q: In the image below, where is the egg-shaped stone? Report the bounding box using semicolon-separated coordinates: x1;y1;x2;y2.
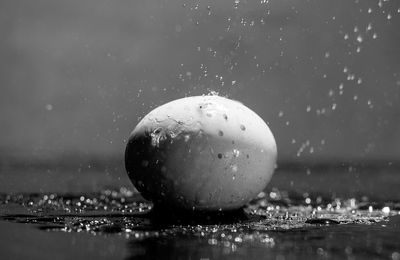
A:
125;95;277;211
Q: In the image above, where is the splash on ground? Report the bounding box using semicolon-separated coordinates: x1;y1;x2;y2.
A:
2;188;400;259
1;188;398;240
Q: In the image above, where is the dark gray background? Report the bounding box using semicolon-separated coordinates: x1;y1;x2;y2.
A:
1;0;399;165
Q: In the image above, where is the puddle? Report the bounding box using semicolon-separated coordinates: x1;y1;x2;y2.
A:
1;188;399;259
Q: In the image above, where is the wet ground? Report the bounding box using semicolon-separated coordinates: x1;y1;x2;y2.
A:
1;163;400;259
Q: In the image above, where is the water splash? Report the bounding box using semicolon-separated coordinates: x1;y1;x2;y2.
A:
1;188;398;239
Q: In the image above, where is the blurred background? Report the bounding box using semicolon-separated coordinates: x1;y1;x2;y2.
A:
1;0;399;195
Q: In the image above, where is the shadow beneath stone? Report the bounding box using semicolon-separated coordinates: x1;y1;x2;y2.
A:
148;204;260;227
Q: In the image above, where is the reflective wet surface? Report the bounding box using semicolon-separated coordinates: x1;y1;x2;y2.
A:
1;183;400;260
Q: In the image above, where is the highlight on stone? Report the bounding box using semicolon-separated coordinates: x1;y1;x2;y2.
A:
125;95;277;211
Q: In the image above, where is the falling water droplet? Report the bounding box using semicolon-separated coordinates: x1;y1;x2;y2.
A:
234;0;240;9
207;5;212;15
45;104;53;111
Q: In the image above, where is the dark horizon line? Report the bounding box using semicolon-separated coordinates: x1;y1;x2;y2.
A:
0;154;398;171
